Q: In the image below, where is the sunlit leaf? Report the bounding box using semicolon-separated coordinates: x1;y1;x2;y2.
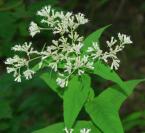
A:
82;25;111;53
32;121;101;133
85;79;145;133
63;74;91;128
40;71;63;98
93;60;126;90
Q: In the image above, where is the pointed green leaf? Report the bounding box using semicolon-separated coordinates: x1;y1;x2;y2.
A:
0;12;17;40
94;60;126;90
40;71;64;98
63;74;91;128
82;25;111;52
123;111;145;131
82;24;125;90
0;100;12;119
32;62;63;97
85;79;145;133
32;121;101;133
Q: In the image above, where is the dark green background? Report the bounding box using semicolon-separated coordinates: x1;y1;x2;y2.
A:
0;0;145;133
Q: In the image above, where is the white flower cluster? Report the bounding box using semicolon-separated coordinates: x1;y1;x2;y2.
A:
29;5;88;37
87;33;133;70
64;127;91;133
80;128;91;133
5;5;133;88
5;42;38;82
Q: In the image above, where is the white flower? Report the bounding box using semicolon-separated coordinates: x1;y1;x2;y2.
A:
64;127;74;133
87;42;103;59
78;70;84;75
86;62;94;69
72;43;83;54
37;6;51;17
49;62;58;72
80;128;91;133
106;37;117;47
64;62;72;74
75;13;88;25
5;55;29;83
69;32;83;42
38;6;58;27
87;33;133;71
7;67;16;74
56;78;68;88
12;42;38;55
23;69;35;80
5;55;27;67
87;47;94;52
5;5;133;88
58;12;72;19
14;75;21;82
74;56;84;69
82;56;94;69
29;22;40;37
111;58;120;70
118;33;133;44
53;23;69;34
82;55;89;63
12;42;31;51
41;50;51;59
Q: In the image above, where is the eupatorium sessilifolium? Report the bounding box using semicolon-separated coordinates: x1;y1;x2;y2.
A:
5;5;145;133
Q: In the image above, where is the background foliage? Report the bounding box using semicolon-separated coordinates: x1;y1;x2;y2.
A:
0;0;145;133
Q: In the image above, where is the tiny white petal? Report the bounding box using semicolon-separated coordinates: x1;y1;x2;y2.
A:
14;75;21;82
23;69;35;80
29;22;40;37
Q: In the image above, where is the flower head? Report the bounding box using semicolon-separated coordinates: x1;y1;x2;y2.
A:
64;127;74;133
87;33;133;70
118;33;133;44
29;22;40;37
75;13;88;24
14;75;21;82
80;128;91;133
37;6;51;16
23;69;35;80
56;77;68;88
5;5;133;88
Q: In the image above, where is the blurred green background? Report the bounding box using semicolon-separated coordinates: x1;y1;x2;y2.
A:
0;0;145;133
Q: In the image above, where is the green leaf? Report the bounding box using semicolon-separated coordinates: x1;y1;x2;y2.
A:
32;121;101;133
87;87;95;102
123;111;145;131
85;79;145;133
94;60;126;90
63;74;91;128
124;119;145;131
0;100;12;119
40;71;63;98
0;74;13;96
82;25;124;91
0;122;10;130
123;111;145;123
18;22;29;37
32;61;63;97
82;25;111;52
0;12;17;39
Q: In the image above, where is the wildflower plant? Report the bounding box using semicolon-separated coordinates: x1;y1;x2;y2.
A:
5;5;145;133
